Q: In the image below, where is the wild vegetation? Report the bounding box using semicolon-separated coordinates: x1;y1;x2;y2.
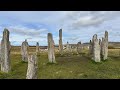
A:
0;46;120;79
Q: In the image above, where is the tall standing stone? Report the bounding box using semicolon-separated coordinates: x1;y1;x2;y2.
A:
101;31;108;60
26;54;38;79
92;34;100;62
36;42;39;55
1;28;11;73
101;37;105;60
47;33;56;63
91;35;95;59
105;31;108;42
99;39;102;59
21;39;29;62
59;29;63;55
104;31;108;60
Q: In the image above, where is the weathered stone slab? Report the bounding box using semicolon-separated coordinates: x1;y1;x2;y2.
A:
21;39;29;62
59;29;63;55
104;31;108;60
26;54;38;79
1;28;11;73
47;33;56;63
92;34;100;62
36;42;40;55
101;31;108;60
89;40;93;56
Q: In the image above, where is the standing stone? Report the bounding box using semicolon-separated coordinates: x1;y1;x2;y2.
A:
36;42;39;55
99;39;102;59
101;31;108;60
104;31;108;60
21;39;29;62
101;37;108;60
1;28;11;73
65;41;72;56
66;41;69;51
66;41;72;52
101;37;105;60
91;35;96;56
26;54;38;79
77;41;82;54
91;35;95;59
47;33;56;63
92;34;100;62
59;29;63;55
89;40;93;55
105;31;108;42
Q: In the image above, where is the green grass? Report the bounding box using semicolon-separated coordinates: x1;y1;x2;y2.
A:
0;47;120;79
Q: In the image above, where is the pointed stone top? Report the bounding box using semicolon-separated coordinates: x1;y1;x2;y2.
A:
102;37;105;40
105;31;108;33
59;28;62;30
48;33;52;35
93;34;97;39
48;33;53;38
105;31;108;36
78;41;81;44
4;28;9;32
59;29;62;34
4;28;8;30
94;34;97;36
36;42;39;45
25;39;27;42
105;31;108;35
90;40;92;43
67;41;69;44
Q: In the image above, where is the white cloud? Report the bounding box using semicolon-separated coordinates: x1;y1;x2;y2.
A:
0;25;49;46
71;16;104;29
60;11;120;31
0;11;120;45
8;25;48;36
1;11;120;30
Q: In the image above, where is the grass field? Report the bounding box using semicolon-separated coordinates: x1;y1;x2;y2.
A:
0;46;120;79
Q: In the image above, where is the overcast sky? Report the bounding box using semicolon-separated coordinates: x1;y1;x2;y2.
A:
0;11;120;46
